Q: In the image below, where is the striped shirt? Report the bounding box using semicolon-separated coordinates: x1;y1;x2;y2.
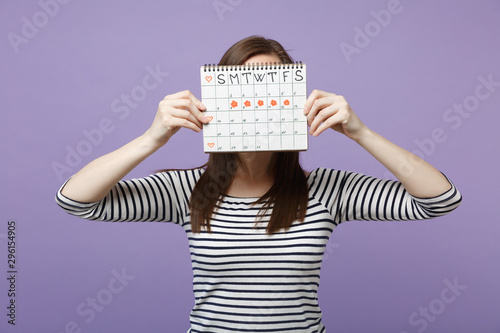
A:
55;167;462;332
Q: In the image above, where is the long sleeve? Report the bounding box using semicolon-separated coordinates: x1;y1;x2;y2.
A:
55;168;204;224
309;167;462;225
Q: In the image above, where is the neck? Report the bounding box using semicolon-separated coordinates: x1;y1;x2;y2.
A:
235;152;275;181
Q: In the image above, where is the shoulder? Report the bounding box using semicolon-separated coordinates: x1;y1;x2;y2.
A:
155;167;206;185
306;167;350;189
305;167;340;179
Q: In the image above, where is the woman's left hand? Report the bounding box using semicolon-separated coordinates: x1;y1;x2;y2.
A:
303;89;368;142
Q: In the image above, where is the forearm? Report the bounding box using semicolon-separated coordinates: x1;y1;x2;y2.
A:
60;132;164;203
355;128;452;198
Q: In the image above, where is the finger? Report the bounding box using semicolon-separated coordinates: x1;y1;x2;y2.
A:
303;90;320;115
313;111;348;137
168;90;206;111
164;90;196;100
186;98;209;124
179;90;207;111
303;90;336;115
169;107;204;129
169;116;203;133
309;104;338;134
306;96;337;126
166;99;207;126
307;94;347;125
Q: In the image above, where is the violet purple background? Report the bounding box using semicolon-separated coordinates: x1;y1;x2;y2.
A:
1;0;499;332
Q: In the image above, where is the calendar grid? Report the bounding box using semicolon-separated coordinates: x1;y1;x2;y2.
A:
201;63;308;153
265;68;270;150
278;67;282;149
252;69;256;150
214;70;218;150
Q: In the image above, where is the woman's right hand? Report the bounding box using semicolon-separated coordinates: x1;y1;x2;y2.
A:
145;90;209;148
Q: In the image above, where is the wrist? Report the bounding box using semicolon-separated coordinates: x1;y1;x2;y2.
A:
141;130;171;152
352;125;374;144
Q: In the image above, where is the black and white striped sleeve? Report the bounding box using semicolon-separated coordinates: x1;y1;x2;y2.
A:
310;167;462;224
55;169;203;224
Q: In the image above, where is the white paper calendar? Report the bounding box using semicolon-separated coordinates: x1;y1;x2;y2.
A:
200;62;308;153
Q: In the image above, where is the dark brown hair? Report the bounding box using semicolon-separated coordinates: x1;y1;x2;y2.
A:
167;36;308;234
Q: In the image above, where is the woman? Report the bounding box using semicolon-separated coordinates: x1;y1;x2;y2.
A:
56;36;462;332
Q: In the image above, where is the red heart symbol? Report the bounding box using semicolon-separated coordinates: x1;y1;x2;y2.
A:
205;76;212;82
207;116;213;121
207;142;215;148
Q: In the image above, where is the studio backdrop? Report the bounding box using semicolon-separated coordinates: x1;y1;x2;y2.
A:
1;0;499;332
